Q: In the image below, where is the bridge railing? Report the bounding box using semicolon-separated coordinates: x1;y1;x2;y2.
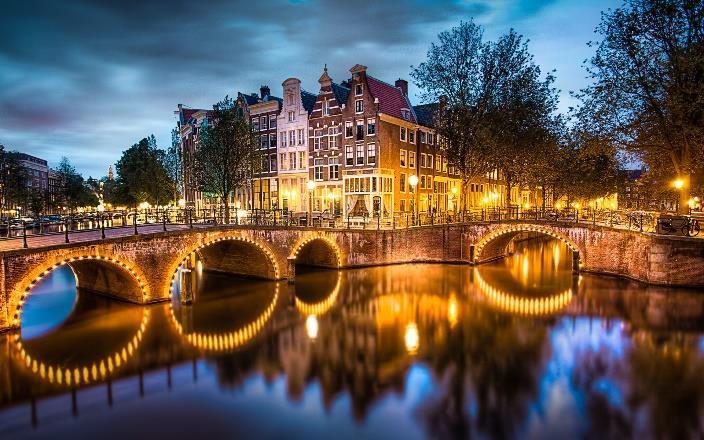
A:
0;206;693;250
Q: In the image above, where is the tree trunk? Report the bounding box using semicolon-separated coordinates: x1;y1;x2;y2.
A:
678;173;691;215
505;174;512;208
224;193;230;224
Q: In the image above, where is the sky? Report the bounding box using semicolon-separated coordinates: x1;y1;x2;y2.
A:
0;0;618;178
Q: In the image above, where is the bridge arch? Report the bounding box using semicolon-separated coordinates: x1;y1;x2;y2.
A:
473;224;582;267
288;233;343;270
11;253;149;328
166;234;282;299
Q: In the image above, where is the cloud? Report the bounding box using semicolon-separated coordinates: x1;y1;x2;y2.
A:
0;0;616;176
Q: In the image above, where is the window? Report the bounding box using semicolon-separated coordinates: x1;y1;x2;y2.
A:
401;109;410;120
345;121;353;138
288;111;295;122
400;149;407;167
400;173;406;192
289;131;295;147
346;145;354;165
427;175;433;189
270;155;277;171
420;175;426;189
367;118;376;136
409;130;415;144
280;131;286;147
297;129;304;145
280;153;287;170
314;158;325;180
356;120;364;141
260;135;268;149
287;94;294;105
261;156;269;172
289;152;296;170
428;154;433;169
323;100;330;116
355;99;363;113
428;133;434;145
367;143;376;164
421;153;426;168
409;151;416;169
270;117;276;129
400;127;407;142
298;151;306;169
329;127;339;149
356;144;364;165
400;199;407;212
355;84;363;96
442;157;448;172
270;134;277;148
419;131;426;143
436;155;441;171
261;116;268;130
313;129;323;150
329;157;340;180
252;117;260;131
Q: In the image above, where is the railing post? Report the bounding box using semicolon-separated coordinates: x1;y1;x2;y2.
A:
163;209;168;232
347;213;350;229
377;214;380;230
212;208;217;226
189;209;193;229
640;213;643;232
23;221;28;248
133;212;138;235
64;219;70;243
101;214;106;239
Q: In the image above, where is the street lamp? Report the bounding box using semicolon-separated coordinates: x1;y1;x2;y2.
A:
673;178;685;212
408;175;419;225
307;180;315;226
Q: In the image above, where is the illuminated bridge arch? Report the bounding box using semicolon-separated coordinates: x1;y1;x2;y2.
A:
474;224;582;267
166;234;282;298
11;253;150;328
288;233;343;270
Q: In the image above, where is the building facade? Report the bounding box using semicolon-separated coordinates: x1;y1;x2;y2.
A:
175;104;213;210
307;66;349;216
276;78;316;213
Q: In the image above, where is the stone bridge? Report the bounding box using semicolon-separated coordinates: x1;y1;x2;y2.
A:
1;222;703;331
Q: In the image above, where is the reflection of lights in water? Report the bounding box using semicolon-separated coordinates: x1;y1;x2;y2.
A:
553;243;561;267
522;255;529;281
196;260;203;275
475;270;573;316
448;294;458;327
15;309;150;386
169;285;279;353
405;322;419;354
306;315;319;340
294;272;341;316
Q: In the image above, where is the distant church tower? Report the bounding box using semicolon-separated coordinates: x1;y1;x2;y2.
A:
107;165;114;180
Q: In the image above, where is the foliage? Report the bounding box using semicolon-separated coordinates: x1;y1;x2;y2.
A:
195;96;260;222
112;135;175;206
165;129;183;204
54;157;95;212
576;0;704;212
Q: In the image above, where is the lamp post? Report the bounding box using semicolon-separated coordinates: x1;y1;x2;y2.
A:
673;178;685;213
409;175;418;225
451;186;458;218
307;180;315;226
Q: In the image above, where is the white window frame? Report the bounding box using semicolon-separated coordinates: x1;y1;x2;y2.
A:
356;144;364;165
400;149;407;167
367;118;376;136
345;121;353;138
355;99;363;114
408;151;416;169
367;143;376;164
400;127;407;142
355;84;363;96
314;158;324;180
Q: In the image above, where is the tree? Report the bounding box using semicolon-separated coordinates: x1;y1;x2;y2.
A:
113;135;174;207
411;21;495;210
0;145;29;216
577;0;704;213
54;157;93;212
165;129;183;205
28;188;44;217
195;96;260;223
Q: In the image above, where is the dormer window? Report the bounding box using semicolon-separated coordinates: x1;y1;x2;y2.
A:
355;84;363;96
401;109;410;120
323;100;330;116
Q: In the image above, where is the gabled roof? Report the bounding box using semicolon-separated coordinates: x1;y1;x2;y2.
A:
366;76;417;123
331;82;350;108
301;90;317;113
413;103;437;127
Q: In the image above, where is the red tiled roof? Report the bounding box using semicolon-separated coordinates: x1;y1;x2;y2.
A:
366;76;416;123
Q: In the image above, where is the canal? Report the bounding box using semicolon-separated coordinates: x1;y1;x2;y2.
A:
1;238;704;438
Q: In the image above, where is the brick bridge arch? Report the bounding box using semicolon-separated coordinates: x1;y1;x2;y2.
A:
473;224;584;268
9;251;150;328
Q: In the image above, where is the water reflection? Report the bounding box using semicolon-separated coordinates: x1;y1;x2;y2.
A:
4;238;704;438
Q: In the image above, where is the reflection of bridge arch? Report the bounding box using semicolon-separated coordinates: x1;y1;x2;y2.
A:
474;269;574;316
12;254;149;328
289;234;343;269
294;272;342;316
13;309;150;386
474;225;582;266
165;234;282;298
168;284;279;353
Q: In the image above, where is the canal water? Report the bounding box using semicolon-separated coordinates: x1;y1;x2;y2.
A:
2;238;704;439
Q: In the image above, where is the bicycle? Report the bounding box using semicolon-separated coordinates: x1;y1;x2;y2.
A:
657;216;701;237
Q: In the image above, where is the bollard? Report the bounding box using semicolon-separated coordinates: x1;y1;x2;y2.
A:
163;209;167;232
640;213;643;232
133;212;138;235
377;214;380;230
23;221;28;248
65;220;70;243
189;209;193;229
101;214;106;239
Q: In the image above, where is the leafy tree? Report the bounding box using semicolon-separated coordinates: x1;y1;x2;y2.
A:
0;145;29;216
54;157;93;212
113;135;174;207
28;188;45;217
411;21;495;210
577;0;704;213
165;129;183;205
195;96;260;222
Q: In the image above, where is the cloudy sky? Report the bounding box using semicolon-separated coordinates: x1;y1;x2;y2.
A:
0;0;617;177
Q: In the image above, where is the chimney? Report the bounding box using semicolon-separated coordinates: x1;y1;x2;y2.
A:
260;85;270;99
395;79;408;96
